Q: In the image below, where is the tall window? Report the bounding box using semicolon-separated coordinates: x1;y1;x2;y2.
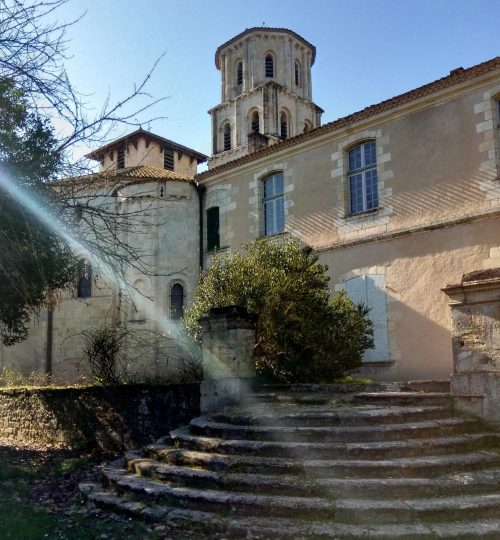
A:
294;61;301;87
206;207;220;252
236;61;243;86
265;54;274;78
250;110;260;133
116;147;125;169
170;283;184;320
263;172;284;236
280;111;288;139
348;141;378;214
223;123;231;151
77;259;92;298
163;148;174;170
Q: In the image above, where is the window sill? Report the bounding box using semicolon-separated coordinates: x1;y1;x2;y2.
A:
345;207;380;220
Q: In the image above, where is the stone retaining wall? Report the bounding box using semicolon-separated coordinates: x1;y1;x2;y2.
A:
0;384;200;452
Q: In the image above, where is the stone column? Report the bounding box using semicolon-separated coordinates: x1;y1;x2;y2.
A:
199;306;256;413
442;269;500;424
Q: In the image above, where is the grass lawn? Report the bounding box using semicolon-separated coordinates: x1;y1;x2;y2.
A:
0;443;165;540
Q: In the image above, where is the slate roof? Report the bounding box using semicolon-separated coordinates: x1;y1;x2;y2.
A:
197;56;500;181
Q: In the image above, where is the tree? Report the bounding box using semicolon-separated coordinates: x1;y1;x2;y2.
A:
0;78;76;345
184;238;374;383
0;1;167;346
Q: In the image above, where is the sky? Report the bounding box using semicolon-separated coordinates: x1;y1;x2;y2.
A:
53;0;500;167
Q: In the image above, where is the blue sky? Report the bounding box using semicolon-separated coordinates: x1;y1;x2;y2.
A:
55;0;499;163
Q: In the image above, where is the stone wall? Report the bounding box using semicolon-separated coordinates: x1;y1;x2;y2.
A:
0;383;200;452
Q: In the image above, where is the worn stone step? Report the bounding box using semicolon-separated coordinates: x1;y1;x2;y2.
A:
209;405;452;427
352;391;451;407
190;416;480;443
335;493;500;524
170;426;500;460
102;465;335;518
402;380;451;393
143;443;500;477
83;483;500;537
129;458;500;499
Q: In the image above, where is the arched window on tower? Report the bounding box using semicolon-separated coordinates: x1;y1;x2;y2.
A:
265;54;274;78
303;119;313;133
280;111;288;140
170;283;184;320
294;61;301;87
77;258;92;298
236;61;243;86
223;123;231;151
250;110;260;133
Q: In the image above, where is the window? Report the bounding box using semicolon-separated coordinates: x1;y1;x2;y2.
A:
345;275;389;362
348;141;378;214
294;61;301;87
164;148;174;170
250;110;260;133
236;61;243;86
497;100;500;152
116;147;125;169
77;259;91;298
265;54;274;78
280;111;288;139
206;207;220;251
170;283;184;320
223;123;231;151
263;172;284;236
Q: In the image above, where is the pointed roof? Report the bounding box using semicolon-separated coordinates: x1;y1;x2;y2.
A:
86;128;208;164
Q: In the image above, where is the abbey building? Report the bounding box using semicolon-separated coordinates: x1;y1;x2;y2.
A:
1;27;499;383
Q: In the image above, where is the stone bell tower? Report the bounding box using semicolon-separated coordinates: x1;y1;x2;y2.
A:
208;27;323;169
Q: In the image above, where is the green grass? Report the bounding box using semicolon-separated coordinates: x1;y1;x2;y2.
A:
333;375;374;384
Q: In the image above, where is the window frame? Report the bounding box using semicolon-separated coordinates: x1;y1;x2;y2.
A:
169;282;185;320
206;206;220;252
265;54;274;78
223;123;231;151
77;258;92;298
262;172;285;236
347;140;379;216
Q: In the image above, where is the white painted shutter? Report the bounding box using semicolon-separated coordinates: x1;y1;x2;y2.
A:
345;275;389;362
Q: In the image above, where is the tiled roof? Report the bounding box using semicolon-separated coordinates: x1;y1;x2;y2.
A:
70;165;194;184
215;27;316;69
86;128;208;163
197;56;500;181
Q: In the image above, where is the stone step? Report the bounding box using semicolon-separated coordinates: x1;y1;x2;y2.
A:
128;458;500;499
402;380;451;393
143;444;500;477
84;485;500;539
170;426;500;459
189;416;480;443
352;391;452;407
208;404;452;427
102;465;336;519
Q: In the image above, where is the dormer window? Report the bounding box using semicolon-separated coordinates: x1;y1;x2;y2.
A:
236;61;243;86
265;54;274;78
116;147;125;169
164;148;174;170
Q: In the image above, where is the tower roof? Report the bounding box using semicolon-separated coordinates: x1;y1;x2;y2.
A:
215;27;316;69
86;128;208;164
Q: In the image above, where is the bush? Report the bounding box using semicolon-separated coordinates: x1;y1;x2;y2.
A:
184;238;373;383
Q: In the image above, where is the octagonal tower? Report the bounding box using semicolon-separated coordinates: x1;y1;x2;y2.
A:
208;27;323;169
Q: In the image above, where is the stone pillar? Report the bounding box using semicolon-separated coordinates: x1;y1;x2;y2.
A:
442;269;500;424
199;306;256;413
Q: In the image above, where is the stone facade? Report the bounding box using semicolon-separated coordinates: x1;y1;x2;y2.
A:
0;383;200;451
1;28;500;384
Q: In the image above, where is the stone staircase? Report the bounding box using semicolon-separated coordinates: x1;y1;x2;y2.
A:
81;381;500;538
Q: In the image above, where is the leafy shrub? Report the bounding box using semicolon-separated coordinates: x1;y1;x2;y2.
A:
184;238;373;383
